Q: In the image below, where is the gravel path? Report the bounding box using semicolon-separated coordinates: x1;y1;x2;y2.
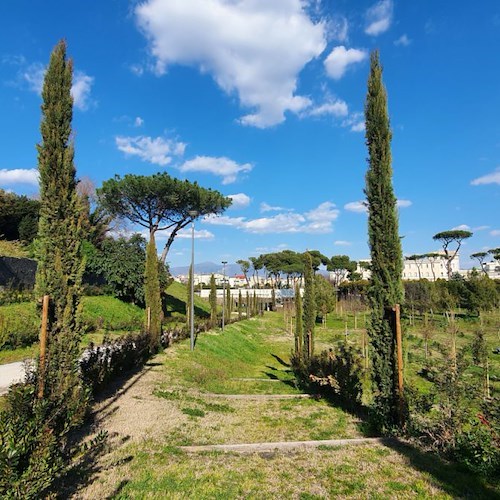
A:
0;361;27;395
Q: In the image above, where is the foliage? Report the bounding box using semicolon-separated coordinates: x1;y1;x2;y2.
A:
0;240;30;259
97;172;231;263
0;306;38;350
0;189;40;243
209;274;217;325
463;274;498;314
364;50;404;429
36;37;89;433
79;332;150;393
407;351;499;477
236;259;250;287
84;234;147;305
144;234;162;352
291;345;364;411
314;274;336;322
432;230;473;280
327;255;357;287
295;282;303;354
302;252;315;358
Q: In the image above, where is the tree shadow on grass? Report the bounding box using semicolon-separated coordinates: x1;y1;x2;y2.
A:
384;439;499;499
270;353;291;367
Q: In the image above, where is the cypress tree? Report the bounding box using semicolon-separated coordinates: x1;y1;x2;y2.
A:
295;282;303;354
364;50;404;428
226;283;232;318
35;40;88;422
303;252;316;358
238;289;243;321
144;233;162;351
209;274;217;326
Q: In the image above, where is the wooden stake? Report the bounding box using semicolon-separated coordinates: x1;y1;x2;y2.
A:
38;295;49;399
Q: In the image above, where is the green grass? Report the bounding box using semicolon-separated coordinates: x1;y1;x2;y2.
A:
314;307;500;397
0;239;30;258
158;313;298;395
0;296;145;364
65;309;498;498
164;280;211;318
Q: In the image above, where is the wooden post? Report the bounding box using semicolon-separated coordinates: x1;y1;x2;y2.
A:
393;304;404;425
38;295;49;399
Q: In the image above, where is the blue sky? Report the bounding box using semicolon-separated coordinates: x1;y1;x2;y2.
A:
0;0;499;270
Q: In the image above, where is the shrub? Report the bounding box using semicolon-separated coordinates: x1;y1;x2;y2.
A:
79;332;150;393
291;344;363;411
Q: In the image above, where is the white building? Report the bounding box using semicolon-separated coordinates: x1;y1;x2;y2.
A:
350;251;461;282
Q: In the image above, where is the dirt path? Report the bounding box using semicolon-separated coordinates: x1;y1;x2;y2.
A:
74;341;368;499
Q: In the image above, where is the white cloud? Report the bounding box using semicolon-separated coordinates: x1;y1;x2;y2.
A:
116;135;186;165
344;200;367;213
129;64;144;76
134;116;144;127
452;224;471;231
0;168;39;185
365;0;393;36
324;46;367;80
23;63;45;93
325;16;349;42
176;228;214;240
179;156;252;184
473;225;489;231
471;167;500;186
490;229;500;237
22;63;95;111
394;34;411;47
204;201;339;234
397;199;412;208
71;71;95;110
334;240;351;246
306;99;348;118
260;202;290;213
135;0;326;128
228;193;251;209
342;112;365;132
345;199;411;213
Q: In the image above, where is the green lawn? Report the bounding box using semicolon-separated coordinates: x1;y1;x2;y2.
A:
73;311;497;499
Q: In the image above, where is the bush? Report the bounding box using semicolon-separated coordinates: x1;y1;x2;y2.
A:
291;344;363;411
79;332;150;393
407;352;500;477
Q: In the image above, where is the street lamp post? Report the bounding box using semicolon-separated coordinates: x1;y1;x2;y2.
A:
222;260;227;331
188;210;198;350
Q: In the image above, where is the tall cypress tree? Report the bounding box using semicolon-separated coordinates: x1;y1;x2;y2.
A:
364;50;404;428
238;289;243;321
35;40;88;424
209;274;217;325
302;252;315;358
144;233;162;351
294;282;303;354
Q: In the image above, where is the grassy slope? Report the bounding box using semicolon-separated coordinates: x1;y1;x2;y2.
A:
88;312;497;499
0;281;213;364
